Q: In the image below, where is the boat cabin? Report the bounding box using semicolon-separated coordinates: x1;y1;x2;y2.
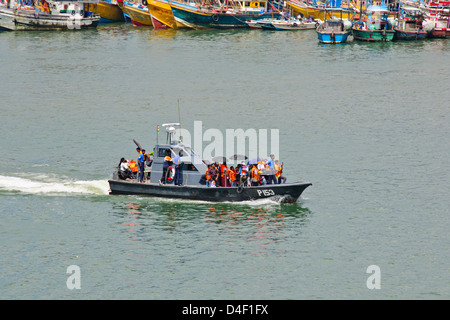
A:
150;123;208;186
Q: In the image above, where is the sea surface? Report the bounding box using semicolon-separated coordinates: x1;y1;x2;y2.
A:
0;23;449;300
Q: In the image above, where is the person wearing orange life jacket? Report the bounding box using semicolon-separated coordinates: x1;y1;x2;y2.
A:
205;165;212;187
228;166;237;187
160;151;172;184
250;164;261;186
129;160;138;179
275;160;286;184
219;162;229;187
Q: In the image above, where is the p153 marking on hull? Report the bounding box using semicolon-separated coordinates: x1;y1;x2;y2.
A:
257;189;275;197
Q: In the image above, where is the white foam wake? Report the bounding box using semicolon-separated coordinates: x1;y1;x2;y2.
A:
0;174;110;196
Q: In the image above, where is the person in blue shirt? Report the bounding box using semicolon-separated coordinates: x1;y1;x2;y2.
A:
173;151;183;186
266;154;277;185
137;148;145;183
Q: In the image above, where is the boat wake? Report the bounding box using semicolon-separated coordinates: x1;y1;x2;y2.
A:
0;174;110;196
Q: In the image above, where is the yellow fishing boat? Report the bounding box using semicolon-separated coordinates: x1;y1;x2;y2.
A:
123;1;152;26
147;0;178;29
86;0;125;22
286;0;357;20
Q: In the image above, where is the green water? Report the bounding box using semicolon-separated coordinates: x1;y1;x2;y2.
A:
0;24;449;299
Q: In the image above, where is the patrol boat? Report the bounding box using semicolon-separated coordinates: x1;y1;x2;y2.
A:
108;123;312;203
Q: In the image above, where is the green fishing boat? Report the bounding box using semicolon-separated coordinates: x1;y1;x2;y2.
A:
352;1;395;42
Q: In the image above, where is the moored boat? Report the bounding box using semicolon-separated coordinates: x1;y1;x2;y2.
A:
108;123;312;203
317;18;350;43
286;0;356;20
123;0;152;26
351;2;395;41
423;0;450;38
0;0;100;31
316;7;351;43
393;5;427;40
84;0;124;23
147;0;177;29
270;17;318;30
168;0;282;29
245;18;276;29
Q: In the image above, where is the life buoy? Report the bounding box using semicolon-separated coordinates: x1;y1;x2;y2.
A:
166;165;175;182
211;14;219;22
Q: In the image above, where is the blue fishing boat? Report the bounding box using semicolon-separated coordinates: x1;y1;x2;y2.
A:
316;2;351;43
168;0;281;29
317;18;350;43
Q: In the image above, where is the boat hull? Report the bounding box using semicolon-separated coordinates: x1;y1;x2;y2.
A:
108;179;312;203
170;1;280;29
0;8;100;31
123;2;152;26
272;21;317;30
147;0;177;29
95;1;125;22
317;31;349;43
430;28;450;38
352;28;395;41
286;0;353;20
394;28;428;40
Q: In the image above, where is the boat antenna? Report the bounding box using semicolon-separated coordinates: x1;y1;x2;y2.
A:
156;124;160;145
178;99;182;142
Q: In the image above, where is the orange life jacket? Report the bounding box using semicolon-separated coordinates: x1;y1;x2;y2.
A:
205;168;211;180
229;170;236;181
219;164;228;177
129;160;138;173
251;167;260;180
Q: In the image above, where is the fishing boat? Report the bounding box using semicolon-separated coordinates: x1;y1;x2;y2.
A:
316;18;350;42
269;17;318;30
147;0;177;29
122;0;152;26
85;0;124;23
423;0;450;38
168;0;282;29
0;0;100;31
108;123;312;203
351;2;395;41
393;5;427;40
286;0;356;20
316;7;351;43
245;17;275;29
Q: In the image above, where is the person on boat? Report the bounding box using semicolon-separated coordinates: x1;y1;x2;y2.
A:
142;149;152;167
266;154;278;185
205;164;212;187
275;160;286;184
239;162;248;186
209;163;218;187
118;158;132;180
128;160;138;178
250;164;261;186
137;149;145;183
160;151;172;184
173;151;183;186
219;161;229;187
229;166;237;187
